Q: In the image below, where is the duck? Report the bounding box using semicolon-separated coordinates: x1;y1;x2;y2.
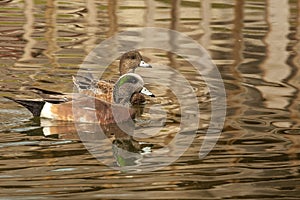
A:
6;73;155;124
73;50;152;104
118;50;152;75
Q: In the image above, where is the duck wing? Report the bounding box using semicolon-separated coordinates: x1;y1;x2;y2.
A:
73;75;114;102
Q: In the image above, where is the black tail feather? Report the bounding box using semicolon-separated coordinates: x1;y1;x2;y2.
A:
4;96;45;117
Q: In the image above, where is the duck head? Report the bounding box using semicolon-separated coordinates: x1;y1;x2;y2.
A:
119;50;152;75
113;73;154;105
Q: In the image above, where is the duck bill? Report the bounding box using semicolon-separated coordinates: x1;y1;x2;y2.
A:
140;87;155;97
139;60;152;68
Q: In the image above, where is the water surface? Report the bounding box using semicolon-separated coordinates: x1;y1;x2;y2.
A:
0;0;300;199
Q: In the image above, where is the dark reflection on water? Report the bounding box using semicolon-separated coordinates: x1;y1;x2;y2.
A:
1;0;300;199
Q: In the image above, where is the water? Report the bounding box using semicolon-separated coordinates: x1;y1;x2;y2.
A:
0;0;300;199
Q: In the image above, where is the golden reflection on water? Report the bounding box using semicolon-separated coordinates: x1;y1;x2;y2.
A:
258;0;294;110
0;0;300;199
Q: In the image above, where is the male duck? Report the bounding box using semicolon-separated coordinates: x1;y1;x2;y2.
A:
73;50;152;104
6;73;154;124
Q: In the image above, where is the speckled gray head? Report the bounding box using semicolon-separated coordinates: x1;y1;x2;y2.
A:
113;73;154;105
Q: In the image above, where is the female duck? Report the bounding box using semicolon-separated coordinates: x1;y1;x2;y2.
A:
73;50;152;104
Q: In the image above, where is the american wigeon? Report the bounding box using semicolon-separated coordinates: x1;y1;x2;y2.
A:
119;50;152;75
6;73;154;124
73;50;152;104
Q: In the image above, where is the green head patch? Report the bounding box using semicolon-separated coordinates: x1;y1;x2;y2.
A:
117;75;138;87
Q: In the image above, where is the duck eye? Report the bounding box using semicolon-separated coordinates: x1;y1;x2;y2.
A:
129;77;138;83
130;55;136;59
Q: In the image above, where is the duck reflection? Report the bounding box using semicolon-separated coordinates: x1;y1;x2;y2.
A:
24;108;152;168
77;118;152;168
